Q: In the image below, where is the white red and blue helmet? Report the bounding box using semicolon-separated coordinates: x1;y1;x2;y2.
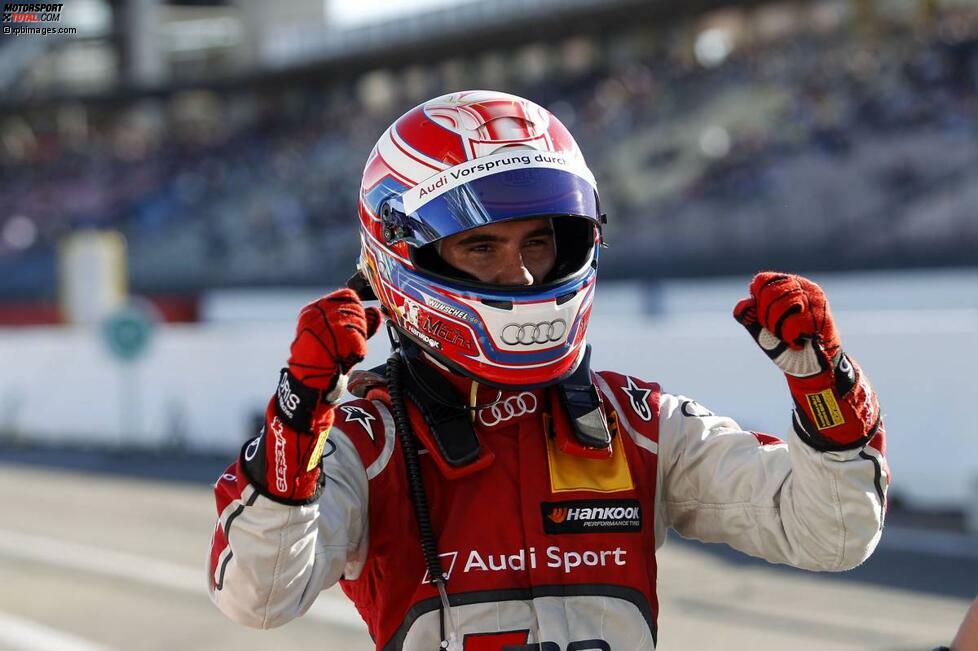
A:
357;90;603;389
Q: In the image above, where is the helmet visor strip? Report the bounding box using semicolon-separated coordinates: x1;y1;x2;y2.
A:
391;166;600;248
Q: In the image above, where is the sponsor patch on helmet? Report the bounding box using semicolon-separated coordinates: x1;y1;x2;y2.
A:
399;297;478;354
402;150;596;214
500;320;567;346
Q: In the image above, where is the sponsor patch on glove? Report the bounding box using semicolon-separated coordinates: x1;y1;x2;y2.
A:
806;389;846;430
275;368;318;432
306;426;332;472
541;499;641;534
270;417;289;493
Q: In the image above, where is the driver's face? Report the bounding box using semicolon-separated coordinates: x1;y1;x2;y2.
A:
438;218;556;286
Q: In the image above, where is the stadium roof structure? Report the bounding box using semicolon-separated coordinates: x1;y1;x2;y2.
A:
263;0;769;72
1;0;776;108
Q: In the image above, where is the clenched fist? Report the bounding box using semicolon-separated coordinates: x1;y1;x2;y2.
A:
733;272;882;451
289;288;383;393
240;289;382;504
733;272;839;377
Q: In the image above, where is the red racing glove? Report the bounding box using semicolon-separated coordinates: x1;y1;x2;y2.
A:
733;272;882;450
240;289;382;504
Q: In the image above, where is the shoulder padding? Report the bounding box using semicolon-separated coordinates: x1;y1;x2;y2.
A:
331;398;395;473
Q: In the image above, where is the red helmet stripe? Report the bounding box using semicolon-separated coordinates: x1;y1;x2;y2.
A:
389;125;450;171
395;106;467;165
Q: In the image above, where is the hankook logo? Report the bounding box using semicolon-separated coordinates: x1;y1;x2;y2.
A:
500;319;567;346
548;507;568;524
542;499;642;534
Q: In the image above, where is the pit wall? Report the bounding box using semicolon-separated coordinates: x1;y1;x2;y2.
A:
2;269;975;509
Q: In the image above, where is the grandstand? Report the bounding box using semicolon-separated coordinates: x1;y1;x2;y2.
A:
1;0;975;312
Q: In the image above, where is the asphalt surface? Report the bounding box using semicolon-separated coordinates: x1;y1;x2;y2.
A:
0;454;973;650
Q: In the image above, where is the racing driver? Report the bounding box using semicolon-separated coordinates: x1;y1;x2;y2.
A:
208;91;889;650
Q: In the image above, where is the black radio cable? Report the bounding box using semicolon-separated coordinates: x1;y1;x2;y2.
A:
386;350;461;650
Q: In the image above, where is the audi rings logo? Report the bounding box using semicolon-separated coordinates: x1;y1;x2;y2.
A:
500;320;567;346
478;392;538;427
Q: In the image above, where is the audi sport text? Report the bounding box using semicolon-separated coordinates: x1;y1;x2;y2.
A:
465;546;627;574
425;545;628;582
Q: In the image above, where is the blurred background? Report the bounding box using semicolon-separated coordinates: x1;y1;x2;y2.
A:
0;0;976;649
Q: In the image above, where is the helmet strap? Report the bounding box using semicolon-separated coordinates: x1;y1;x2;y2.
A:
398;345;488;470
555;345;613;450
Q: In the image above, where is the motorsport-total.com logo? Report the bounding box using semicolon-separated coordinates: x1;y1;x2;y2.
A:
2;2;74;35
2;2;63;22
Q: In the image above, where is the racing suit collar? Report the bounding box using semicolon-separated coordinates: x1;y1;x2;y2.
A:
417;352;543;430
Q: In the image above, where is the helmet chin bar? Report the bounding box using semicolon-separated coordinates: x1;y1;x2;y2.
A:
395;324;589;392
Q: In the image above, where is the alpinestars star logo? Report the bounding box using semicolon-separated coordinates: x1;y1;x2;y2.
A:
341;405;376;440
623;377;652;421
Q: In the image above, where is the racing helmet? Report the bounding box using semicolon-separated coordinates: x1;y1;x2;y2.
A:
357;90;603;389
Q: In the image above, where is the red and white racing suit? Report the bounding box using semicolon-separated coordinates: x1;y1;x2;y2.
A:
208;369;888;650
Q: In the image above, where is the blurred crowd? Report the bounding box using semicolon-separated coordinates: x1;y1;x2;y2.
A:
1;6;976;296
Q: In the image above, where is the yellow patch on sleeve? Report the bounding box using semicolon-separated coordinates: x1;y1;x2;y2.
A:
805;389;846;430
545;416;634;493
307;427;331;471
